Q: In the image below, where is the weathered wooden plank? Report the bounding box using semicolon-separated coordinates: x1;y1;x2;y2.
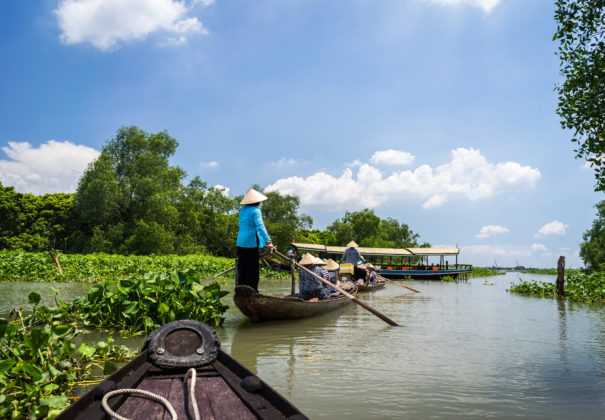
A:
117;377;175;419
198;377;256;420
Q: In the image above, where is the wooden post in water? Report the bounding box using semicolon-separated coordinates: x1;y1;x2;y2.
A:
556;256;565;297
49;251;63;275
290;257;296;296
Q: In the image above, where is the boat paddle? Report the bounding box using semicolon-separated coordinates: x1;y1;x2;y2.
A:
376;274;421;293
274;250;399;327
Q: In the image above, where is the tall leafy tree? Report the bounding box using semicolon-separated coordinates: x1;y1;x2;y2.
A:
554;0;605;189
259;190;312;251
73;126;185;254
580;200;605;270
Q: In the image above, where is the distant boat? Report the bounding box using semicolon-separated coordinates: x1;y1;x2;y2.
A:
290;242;472;280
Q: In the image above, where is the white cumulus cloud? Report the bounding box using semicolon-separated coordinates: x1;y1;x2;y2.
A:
0;140;100;194
55;0;212;51
476;225;510;238
266;147;541;211
270;158;305;168
422;0;501;13
370;149;415;166
200;161;219;168
534;220;568;237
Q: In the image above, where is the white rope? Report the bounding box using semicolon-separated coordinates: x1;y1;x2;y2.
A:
102;388;178;420
101;367;201;420
184;368;201;420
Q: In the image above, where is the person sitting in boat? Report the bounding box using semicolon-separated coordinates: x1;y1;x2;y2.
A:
298;254;331;301
365;263;377;286
355;263;368;285
325;259;341;286
340;241;367;282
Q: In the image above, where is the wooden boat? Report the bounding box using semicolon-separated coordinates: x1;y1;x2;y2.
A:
55;320;307;420
355;277;386;292
233;281;357;323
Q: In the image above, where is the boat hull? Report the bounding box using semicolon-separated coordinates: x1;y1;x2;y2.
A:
356;278;386;292
55;321;307;420
378;268;471;280
233;285;354;322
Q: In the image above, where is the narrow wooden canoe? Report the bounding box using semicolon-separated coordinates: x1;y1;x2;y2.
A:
55;320;307;420
355;278;386;292
233;283;357;323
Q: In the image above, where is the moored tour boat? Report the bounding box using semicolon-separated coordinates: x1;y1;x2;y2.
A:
55;320;307;420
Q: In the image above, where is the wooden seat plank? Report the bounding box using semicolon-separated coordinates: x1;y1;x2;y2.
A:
117;377;175;419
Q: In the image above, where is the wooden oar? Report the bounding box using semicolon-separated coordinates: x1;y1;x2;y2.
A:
200;266;236;285
274;250;399;327
376;274;420;293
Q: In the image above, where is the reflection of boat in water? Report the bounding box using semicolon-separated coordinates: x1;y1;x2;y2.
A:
233;281;357;323
55;320;307;420
292;242;472;280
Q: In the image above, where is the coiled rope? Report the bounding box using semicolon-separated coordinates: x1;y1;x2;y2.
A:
102;368;201;420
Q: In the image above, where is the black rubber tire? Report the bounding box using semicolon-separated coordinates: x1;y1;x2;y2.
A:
143;320;221;369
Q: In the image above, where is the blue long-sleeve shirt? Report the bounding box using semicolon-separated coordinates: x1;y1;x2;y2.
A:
340;247;366;265
236;205;271;248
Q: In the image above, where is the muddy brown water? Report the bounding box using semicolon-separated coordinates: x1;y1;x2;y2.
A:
2;272;605;419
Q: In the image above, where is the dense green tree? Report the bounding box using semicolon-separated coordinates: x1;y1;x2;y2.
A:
554;0;605;189
73;126;185;254
580;200;605;270
0;182;75;251
326;208;420;248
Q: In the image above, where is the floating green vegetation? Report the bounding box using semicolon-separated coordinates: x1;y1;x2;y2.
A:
520;268;582;275
440;275;457;283
0;250;287;283
509;271;605;302
38;271;230;334
0;293;135;419
1;270;232;418
469;267;505;278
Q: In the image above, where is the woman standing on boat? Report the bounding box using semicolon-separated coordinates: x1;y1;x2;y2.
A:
236;188;275;291
340;241;366;282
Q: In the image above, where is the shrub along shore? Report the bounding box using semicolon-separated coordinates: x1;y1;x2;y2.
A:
0;250;289;283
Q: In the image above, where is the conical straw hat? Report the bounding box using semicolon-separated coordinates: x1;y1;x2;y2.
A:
365;263;375;271
325;259;339;271
346;241;358;248
313;256;327;266
356;263;366;269
240;188;268;205
299;253;316;265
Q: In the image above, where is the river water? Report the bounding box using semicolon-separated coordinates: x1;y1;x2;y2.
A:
2;272;605;419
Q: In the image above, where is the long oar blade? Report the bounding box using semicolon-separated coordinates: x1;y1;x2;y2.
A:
377;275;421;293
274;251;399;327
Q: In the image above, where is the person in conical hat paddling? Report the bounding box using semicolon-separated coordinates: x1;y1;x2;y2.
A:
340;240;367;283
236;188;275;291
365;263;377;286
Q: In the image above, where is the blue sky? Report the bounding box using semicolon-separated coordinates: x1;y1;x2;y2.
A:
0;0;601;268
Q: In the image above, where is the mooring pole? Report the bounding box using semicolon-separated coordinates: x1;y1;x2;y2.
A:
556;255;565;297
290;257;296;296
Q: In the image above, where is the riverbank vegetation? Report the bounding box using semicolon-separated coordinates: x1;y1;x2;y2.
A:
509;271;605;302
469;267;505;278
0;250;288;283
